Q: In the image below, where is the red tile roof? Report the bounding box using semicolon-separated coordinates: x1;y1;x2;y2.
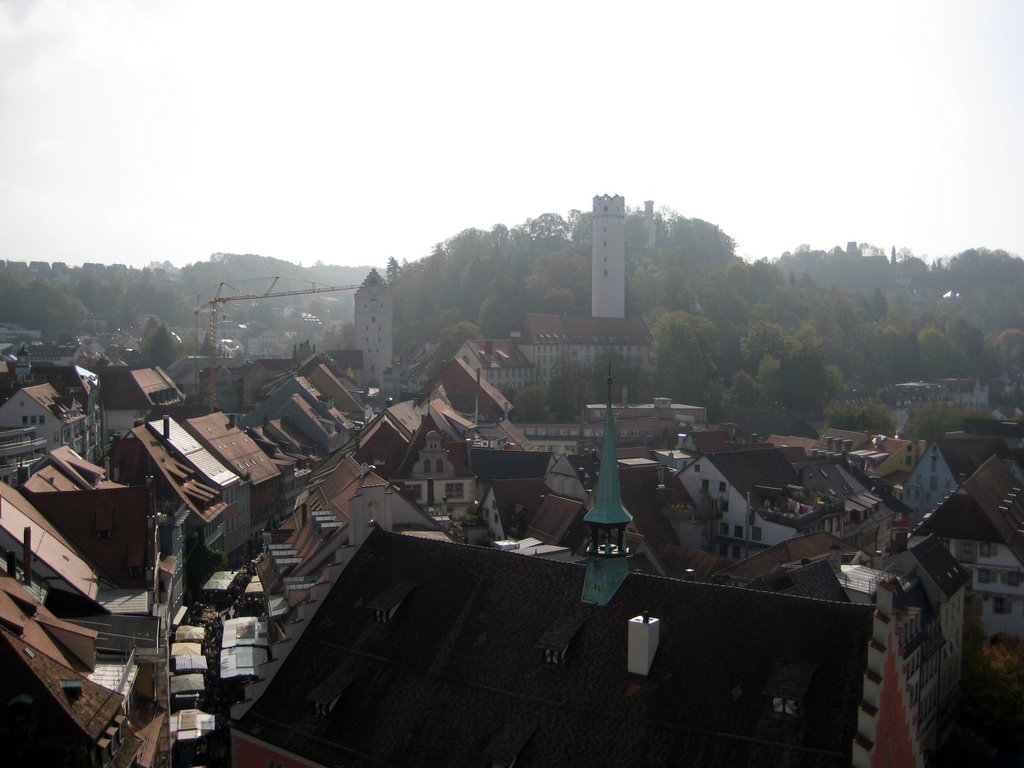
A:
185;413;280;486
23;486;150;589
513;314;652;345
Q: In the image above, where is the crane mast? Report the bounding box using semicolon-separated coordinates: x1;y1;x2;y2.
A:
201;279;362;412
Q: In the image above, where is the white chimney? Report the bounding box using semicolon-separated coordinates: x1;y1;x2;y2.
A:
628;612;660;676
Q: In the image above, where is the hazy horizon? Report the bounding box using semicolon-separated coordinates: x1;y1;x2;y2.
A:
2;1;1022;271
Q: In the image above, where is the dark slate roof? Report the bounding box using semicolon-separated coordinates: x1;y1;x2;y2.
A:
907;536;971;598
934;437;1008;480
655;545;736;581
618;464;684;553
713;533;863;587
915;495;1001;543
747;559;850;603
706;448;800;497
321;349;364;372
469;448;551;482
526;493;587;550
488;478;550;536
724;411;820;441
235;528;874;768
962;417;1024;441
916;455;1024;564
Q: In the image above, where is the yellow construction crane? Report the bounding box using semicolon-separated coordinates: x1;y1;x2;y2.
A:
199;277;362;412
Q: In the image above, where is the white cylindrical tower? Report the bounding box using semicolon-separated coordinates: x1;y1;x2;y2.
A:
591;194;625;318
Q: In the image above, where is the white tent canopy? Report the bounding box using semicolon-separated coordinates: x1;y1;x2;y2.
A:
169;673;205;694
174;625;205;643
170;708;216;741
171;642;202;657
172;655;209;673
202;570;237;592
222;617;269;648
220;645;269;679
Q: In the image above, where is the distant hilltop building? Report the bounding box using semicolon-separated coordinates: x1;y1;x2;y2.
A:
354;269;393;389
591;194;625;318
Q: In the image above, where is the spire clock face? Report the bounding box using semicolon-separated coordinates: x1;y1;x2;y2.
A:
369;288;379;298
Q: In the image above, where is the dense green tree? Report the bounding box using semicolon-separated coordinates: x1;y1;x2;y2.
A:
0;273;87;339
184;534;229;602
512;385;552;422
945;316;985;374
651;311;718;404
823;402;895;433
903;405;991;441
723;370;761;411
780;340;835;409
740;321;792;373
873;325;921;385
425;321;479;378
959;610;1024;752
142;322;179;369
757;355;784;407
547;357;588;422
386;256;401;284
995;327;1024;373
917;327;953;379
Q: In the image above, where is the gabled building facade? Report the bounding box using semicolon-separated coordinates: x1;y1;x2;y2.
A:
185;412;280;552
99;366;184;445
0;574;141;767
0;383;90;456
240;375;350;456
455;337;534;393
508;313;653;384
914;455;1024;639
900;437;1007;523
678;447;802;559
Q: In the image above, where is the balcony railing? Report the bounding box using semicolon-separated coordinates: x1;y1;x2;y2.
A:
0;436;47;458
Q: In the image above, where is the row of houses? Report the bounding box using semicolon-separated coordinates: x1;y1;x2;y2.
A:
0;333;1017;765
222;388;971;766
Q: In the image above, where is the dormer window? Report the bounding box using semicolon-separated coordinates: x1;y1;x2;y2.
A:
771;697;802;716
537;613;584;667
763;661;815;720
368;582;416;625
307;664;357;716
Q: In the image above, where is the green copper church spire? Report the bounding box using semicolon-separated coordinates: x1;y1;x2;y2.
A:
581;365;632;605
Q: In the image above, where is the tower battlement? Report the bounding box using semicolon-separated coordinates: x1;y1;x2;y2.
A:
591;193;625;318
592;194;625;215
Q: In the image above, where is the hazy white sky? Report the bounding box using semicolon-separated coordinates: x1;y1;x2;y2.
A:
1;0;1022;270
